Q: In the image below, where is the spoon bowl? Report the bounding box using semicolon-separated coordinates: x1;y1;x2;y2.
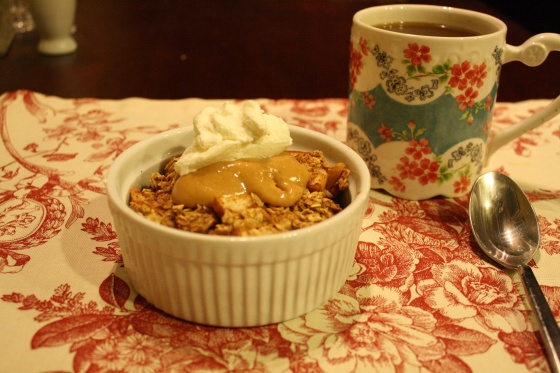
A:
469;172;560;373
469;171;540;268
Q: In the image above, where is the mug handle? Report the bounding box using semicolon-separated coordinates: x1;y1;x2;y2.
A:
487;33;560;157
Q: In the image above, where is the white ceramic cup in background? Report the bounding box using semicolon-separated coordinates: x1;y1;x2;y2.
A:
28;0;76;55
347;5;560;200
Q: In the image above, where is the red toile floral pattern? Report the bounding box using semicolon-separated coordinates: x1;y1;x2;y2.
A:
1;91;559;372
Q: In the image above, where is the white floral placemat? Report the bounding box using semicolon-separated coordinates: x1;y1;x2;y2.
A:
1;91;559;372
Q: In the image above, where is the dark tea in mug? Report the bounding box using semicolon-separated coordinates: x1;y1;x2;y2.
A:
372;21;481;37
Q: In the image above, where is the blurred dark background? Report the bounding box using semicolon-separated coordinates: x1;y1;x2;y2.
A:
1;0;558;102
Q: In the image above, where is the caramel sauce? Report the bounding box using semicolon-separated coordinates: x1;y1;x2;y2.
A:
171;153;310;208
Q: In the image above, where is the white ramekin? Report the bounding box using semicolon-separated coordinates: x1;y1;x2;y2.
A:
106;125;370;327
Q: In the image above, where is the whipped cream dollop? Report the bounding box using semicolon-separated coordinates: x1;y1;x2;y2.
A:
174;100;292;175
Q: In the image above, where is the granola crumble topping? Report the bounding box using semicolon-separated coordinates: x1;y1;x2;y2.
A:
129;151;349;236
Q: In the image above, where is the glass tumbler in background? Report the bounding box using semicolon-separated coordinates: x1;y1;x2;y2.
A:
10;0;34;33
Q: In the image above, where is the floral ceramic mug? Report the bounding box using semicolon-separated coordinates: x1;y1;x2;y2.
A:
347;5;560;200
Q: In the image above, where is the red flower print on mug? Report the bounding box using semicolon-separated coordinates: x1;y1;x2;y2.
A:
453;175;471;194
405;138;433;160
388;176;406;193
415;158;440;185
363;91;376;109
349;39;369;90
403;43;432;66
485;95;493;111
449;61;472;91
378;123;393;141
397;156;419;180
456;87;479;110
359;37;368;55
466;62;488;88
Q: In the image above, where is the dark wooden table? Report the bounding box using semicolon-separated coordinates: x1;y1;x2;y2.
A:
1;0;558;101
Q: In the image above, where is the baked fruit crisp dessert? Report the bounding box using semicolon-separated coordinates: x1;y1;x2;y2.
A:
129;150;349;236
128;101;350;236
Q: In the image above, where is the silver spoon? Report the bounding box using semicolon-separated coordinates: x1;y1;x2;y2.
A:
469;172;560;373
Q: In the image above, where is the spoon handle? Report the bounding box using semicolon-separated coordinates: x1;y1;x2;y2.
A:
519;264;560;373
